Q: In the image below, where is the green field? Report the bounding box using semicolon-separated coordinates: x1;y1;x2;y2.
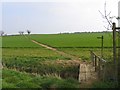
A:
2;48;64;59
29;32;113;48
2;32;116;88
2;35;40;47
2;32;114;48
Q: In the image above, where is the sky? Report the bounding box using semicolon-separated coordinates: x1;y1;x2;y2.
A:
118;1;120;27
1;0;120;34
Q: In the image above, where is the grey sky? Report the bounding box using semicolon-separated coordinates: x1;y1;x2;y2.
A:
119;1;120;27
1;0;120;34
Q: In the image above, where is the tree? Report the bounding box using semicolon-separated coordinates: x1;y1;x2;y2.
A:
0;31;4;36
27;30;31;35
18;31;24;35
99;2;119;86
99;1;113;30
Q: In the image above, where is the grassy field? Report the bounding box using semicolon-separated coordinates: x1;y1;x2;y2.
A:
2;33;113;61
2;48;65;59
29;32;113;48
2;35;40;48
58;48;113;61
2;32;116;88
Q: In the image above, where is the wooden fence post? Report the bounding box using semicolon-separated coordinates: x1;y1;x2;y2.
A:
98;58;101;79
118;30;120;87
112;23;117;66
112;23;118;83
91;51;94;66
102;62;105;81
95;55;97;72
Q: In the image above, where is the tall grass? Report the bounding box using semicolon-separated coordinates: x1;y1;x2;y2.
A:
3;69;80;88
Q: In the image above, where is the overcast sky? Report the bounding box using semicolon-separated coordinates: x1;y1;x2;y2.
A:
1;0;120;34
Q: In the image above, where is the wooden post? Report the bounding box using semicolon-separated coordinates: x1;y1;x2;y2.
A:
95;55;97;72
98;58;101;79
101;36;104;58
78;64;81;82
91;51;95;66
112;23;117;65
112;23;118;84
93;52;94;66
118;30;120;87
102;63;105;81
97;36;104;58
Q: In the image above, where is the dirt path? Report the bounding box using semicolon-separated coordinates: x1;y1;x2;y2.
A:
31;39;81;60
31;40;57;51
24;34;81;60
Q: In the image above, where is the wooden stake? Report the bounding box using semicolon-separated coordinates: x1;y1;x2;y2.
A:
112;23;118;84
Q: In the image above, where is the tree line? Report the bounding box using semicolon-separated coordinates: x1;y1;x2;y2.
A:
18;30;31;35
0;30;31;36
